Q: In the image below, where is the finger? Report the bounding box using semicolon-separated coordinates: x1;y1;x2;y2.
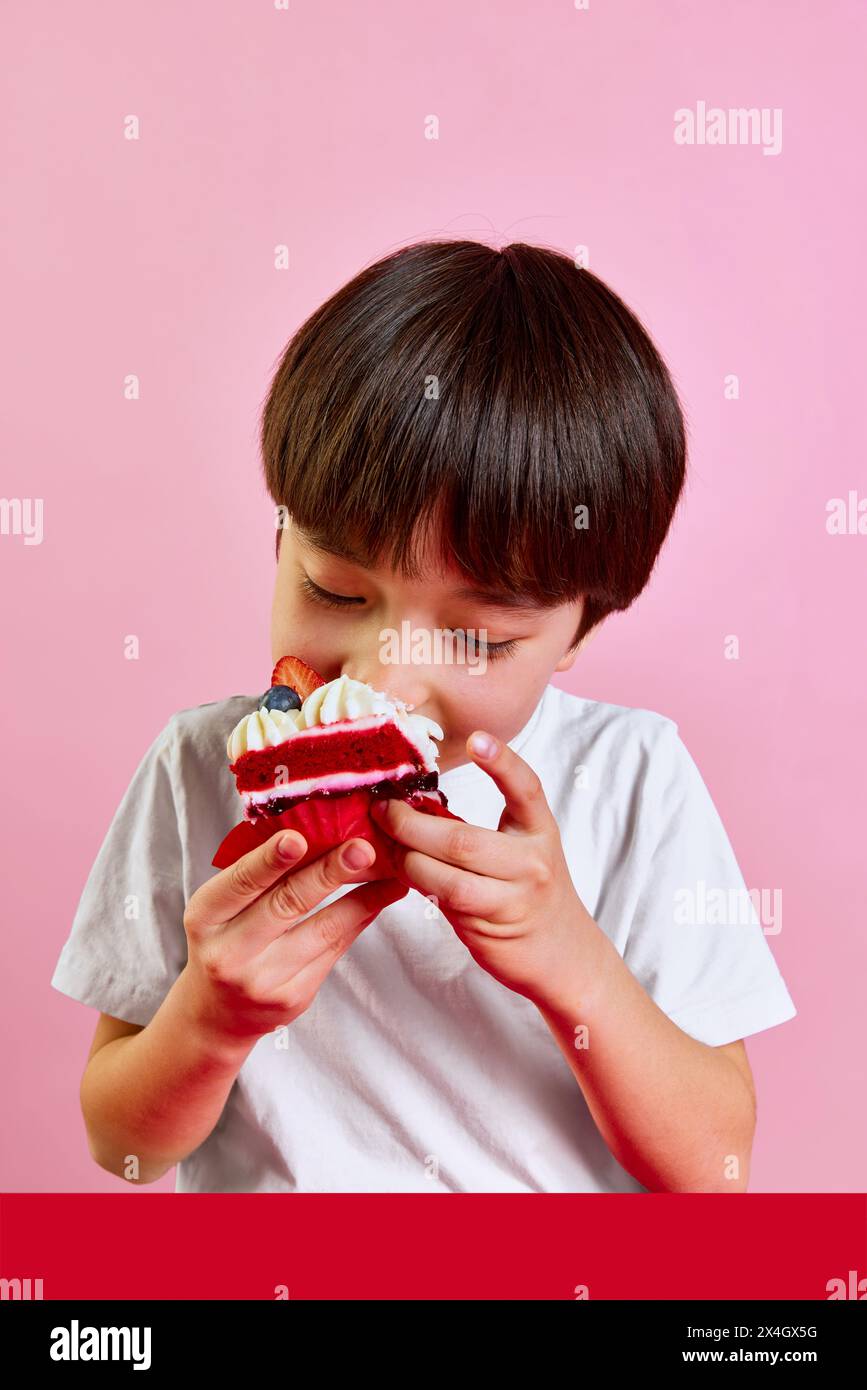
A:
466;730;552;834
394;847;507;923
226;836;381;956
370;798;518;880
258;877;410;989
190;827;309;928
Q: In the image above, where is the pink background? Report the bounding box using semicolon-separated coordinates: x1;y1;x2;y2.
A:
2;0;864;1192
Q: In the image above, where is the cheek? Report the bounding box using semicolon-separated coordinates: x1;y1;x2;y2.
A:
269;593;357;684
270;582;296;658
270;587;326;667
438;670;527;744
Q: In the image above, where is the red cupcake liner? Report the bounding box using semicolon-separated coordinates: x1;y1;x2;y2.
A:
211;785;464;879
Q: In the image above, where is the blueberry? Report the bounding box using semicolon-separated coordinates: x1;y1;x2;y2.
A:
260;685;302;713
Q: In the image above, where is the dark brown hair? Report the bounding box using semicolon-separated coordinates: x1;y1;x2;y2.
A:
261;239;687;649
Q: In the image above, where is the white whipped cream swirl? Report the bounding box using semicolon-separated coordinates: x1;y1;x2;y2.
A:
226;674;444;764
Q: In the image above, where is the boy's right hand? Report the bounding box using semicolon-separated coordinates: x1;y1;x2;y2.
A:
181;830;409;1047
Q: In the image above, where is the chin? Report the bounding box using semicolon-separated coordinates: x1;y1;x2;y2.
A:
438;746;466;773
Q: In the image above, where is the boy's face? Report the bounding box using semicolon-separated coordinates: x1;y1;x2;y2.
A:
271;520;586;774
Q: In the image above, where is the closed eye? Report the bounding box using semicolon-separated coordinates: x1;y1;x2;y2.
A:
299;576;364;608
455;632;520;661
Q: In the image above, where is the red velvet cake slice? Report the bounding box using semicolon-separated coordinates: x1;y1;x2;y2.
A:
226;664;448;822
212;655;462;872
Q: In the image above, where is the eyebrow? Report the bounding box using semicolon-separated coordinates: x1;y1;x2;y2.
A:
299;534;548;613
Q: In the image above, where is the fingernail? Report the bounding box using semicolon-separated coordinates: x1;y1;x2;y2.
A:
370;799;389;818
278;833;303;859
470;732;497;758
343;841;374;869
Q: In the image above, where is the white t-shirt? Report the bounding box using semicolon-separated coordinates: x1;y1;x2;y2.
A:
51;683;796;1193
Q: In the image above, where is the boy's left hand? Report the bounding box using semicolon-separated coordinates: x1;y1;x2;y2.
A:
369;730;603;1007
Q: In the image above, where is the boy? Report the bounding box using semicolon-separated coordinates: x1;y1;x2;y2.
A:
52;240;796;1193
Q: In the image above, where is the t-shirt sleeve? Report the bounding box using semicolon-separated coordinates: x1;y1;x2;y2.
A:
50;716;189;1028
618;722;797;1047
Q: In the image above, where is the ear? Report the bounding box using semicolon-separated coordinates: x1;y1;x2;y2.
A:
554;644;581;673
555;621;601;672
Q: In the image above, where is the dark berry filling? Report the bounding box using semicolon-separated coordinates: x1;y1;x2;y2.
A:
246;770;442;820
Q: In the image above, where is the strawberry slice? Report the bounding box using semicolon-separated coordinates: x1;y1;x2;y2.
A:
212;788;464;875
270;655;326;701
